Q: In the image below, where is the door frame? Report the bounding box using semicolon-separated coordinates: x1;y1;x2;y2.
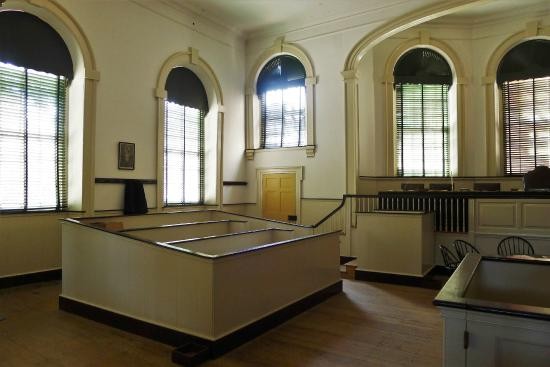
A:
257;166;303;223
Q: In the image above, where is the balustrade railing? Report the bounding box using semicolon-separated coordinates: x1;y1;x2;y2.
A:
311;192;469;234
377;192;468;233
312;198;347;235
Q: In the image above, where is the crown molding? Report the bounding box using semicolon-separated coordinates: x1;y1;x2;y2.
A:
430;2;550;28
245;0;416;42
129;0;243;48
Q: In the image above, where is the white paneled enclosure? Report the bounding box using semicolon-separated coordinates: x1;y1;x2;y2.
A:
60;210;342;357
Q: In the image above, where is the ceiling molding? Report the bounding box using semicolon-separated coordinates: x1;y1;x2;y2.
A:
129;0;243;49
431;1;550;27
245;0;413;41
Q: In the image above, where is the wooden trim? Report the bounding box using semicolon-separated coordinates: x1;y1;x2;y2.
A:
95;178;157;184
93;207;157;213
0;209;85;216
379;190;550;199
222;181;247;186
62;216;339;260
122;219;246;232
163;228;288;245
301;197;341;201
360;175;523;179
222;202;256;205
0;269;61;289
59;281;342;362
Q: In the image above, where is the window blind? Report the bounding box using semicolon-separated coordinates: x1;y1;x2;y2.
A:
260;86;306;148
257;55;306;148
503;76;550;175
394;48;452;85
164;102;204;205
395;83;450;176
0;11;74;80
0;62;67;211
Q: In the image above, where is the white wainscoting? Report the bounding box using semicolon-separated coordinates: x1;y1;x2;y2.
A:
61;218;339;341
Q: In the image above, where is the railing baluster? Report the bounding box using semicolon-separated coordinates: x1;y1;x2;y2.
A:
462;198;468;232
337;193;471;235
438;198;442;232
451;198;454;232
444;198;448;232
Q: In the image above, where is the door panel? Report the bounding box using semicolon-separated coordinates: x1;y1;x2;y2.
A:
262;173;296;221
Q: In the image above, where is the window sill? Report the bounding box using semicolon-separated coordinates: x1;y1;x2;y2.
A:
0;209;84;217
245;145;316;160
163;203;204;208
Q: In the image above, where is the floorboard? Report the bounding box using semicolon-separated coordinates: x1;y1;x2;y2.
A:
0;280;442;366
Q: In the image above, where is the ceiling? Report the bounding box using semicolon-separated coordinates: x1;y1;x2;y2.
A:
169;0;550;38
169;0;410;36
436;0;550;22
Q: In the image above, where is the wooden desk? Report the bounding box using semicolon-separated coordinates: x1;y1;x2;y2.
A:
354;211;434;277
507;254;550;262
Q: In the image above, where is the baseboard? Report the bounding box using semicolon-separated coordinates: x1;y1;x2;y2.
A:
58;296;203;347
59;280;342;365
0;269;61;289
209;281;342;357
354;269;445;289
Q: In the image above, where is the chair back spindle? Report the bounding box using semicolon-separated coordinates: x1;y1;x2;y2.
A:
440;244;460;271
497;236;534;256
453;239;479;260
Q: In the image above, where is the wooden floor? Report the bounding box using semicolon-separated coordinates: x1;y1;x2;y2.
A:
0;280;442;366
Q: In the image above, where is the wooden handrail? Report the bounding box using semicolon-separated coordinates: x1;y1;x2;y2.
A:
311;194;379;228
311;196;346;228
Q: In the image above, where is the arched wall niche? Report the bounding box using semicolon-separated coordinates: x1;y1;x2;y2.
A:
4;0;99;212
483;24;550;175
155;48;224;209
244;37;318;159
342;0;486;193
376;36;466;177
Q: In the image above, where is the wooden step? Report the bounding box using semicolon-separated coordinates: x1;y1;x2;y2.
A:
340;260;357;280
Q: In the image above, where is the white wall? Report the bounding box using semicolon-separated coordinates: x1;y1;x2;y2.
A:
358;11;550;178
5;0;547;278
57;0;247;209
1;0;246;278
243;0;447;206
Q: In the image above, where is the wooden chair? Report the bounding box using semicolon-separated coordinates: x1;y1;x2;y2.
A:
440;244;460;271
523;166;550;191
401;183;425;191
429;183;453;191
497;236;534;256
473;182;501;191
453;239;479;260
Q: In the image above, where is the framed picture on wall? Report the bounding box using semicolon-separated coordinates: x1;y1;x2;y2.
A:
118;142;135;170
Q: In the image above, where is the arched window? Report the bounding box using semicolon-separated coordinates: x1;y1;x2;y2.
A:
498;39;550;175
0;11;73;212
394;48;452;176
257;55;306;148
164;67;207;205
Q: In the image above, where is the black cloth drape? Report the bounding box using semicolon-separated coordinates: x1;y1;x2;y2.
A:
123;179;148;215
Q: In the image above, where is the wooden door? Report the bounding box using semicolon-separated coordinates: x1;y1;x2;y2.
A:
262;173;296;221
